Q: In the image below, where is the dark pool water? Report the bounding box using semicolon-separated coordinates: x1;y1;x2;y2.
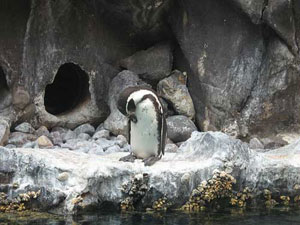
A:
1;208;300;225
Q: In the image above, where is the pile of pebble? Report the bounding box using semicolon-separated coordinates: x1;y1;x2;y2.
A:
4;122;130;155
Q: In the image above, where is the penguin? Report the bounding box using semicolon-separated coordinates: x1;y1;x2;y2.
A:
117;86;167;166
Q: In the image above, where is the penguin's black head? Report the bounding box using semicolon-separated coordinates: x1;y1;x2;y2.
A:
117;86;155;123
117;86;139;116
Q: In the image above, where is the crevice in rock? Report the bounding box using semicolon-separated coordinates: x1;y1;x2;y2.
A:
44;63;90;116
0;67;12;111
292;0;300;54
260;0;269;22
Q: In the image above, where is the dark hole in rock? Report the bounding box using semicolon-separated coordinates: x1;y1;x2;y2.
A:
44;63;90;115
0;67;11;111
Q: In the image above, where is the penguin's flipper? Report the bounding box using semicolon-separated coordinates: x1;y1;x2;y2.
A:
119;153;137;163
143;156;161;166
160;115;167;156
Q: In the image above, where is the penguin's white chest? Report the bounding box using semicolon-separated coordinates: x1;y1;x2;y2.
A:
130;99;159;159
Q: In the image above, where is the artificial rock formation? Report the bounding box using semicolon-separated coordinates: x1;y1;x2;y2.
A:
170;0;300;138
1;1;300;215
0;0;300;140
1;131;300;214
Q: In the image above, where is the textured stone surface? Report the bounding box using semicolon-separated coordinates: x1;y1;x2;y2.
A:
1;131;300;214
170;0;300;138
0;0;300;140
228;0;264;24
49;131;63;145
0;119;10;146
103;70;148;138
14;122;35;134
260;137;288;150
164;143;179;153
92;130;110;140
7;132;37;147
262;0;298;54
37;135;54;148
239;37;300;137
249;138;264;149
171;0;264;134
63;130;77;142
77;133;91;141
73;124;95;136
166;115;197;142
0;0;130;130
120;42;173;81
157;70;195;119
51;127;67;135
35;126;50;137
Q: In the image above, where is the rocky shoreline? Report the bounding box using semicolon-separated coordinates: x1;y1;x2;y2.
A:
1;131;300;214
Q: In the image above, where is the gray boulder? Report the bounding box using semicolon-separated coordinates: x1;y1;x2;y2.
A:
167;115;197;142
0;119;10;146
92;130;110;140
249;138;264;150
14;122;35;134
77;133;91;141
51;127;67;135
260;137;288;150
95;123;105;132
175;132;250;163
164;143;179;153
115;135;128;148
157;70;195;119
105;145;121;153
63;130;77;142
7;132;37;147
103;70;148;138
95;138;117;152
49;131;63;146
22;141;38;149
73;123;95;136
4;144;16;149
35;126;50;137
120;43;173;81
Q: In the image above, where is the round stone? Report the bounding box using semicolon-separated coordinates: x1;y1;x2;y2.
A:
37;135;53;148
57;172;69;182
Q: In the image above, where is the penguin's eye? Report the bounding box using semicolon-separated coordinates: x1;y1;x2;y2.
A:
127;99;136;113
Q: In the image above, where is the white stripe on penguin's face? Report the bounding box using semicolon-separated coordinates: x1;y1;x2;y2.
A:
126;89;162;114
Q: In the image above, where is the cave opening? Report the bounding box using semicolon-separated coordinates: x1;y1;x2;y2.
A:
0;66;11;111
44;63;90;116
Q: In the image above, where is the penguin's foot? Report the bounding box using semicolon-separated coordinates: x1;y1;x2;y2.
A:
143;156;160;166
119;154;137;163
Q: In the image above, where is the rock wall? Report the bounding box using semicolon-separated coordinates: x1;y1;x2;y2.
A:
171;0;300;138
0;0;300;141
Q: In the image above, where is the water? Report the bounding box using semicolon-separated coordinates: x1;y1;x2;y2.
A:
1;208;300;225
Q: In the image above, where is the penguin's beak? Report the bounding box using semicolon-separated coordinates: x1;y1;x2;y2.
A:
127;113;137;123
